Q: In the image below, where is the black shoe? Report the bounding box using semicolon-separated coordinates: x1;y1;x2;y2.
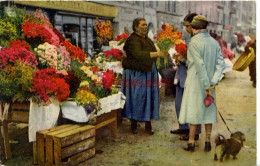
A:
145;121;154;135
170;129;189;135
204;142;211;152
194;134;199;141
131;120;138;134
179;134;199;141
179;135;189;141
184;143;195;152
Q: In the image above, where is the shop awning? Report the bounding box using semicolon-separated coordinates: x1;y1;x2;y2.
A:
14;1;117;18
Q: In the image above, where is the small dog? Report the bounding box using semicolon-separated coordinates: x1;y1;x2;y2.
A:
214;131;245;162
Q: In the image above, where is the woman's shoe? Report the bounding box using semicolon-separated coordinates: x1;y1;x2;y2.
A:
179;134;199;141
179;134;189;141
145;121;154;135
131;120;138;134
170;129;189;135
184;143;195;152
204;142;211;152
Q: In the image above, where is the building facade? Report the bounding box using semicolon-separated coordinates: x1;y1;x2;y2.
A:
3;0;256;53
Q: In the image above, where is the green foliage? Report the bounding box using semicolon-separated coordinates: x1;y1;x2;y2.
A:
0;7;28;47
70;59;88;80
0;61;35;102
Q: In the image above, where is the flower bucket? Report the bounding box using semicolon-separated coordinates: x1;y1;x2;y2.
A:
61;101;91;123
29;97;60;142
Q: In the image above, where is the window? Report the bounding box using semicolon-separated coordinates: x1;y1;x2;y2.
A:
168;1;171;12
172;2;176;13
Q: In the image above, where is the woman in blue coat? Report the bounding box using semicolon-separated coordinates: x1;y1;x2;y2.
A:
179;15;225;152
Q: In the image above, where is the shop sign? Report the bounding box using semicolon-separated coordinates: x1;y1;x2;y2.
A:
14;1;117;17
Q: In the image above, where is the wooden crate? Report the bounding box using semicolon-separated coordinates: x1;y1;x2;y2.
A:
36;124;95;166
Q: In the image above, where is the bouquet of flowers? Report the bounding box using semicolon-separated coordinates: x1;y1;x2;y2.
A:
75;86;99;113
155;24;182;69
0;60;36;102
34;42;71;70
0;46;38;70
113;33;129;45
94;19;113;46
103;49;124;61
174;39;187;65
31;68;70;104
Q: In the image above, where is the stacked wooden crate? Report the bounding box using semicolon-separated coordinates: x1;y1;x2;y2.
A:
36;124;95;166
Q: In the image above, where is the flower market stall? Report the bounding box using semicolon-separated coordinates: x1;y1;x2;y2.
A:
0;8;125;162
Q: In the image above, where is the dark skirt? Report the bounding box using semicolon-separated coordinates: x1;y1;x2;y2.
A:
121;63;159;121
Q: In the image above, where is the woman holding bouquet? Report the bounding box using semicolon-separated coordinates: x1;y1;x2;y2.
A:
178;15;225;152
122;18;168;135
170;13;201;141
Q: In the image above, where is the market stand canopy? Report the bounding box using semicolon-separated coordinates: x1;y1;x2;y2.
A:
14;1;117;17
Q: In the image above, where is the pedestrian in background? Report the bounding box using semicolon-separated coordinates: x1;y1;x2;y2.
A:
121;18;168;135
178;15;225;152
170;13;201;141
245;34;256;88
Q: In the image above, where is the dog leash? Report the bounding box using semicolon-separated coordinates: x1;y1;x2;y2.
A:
213;102;232;134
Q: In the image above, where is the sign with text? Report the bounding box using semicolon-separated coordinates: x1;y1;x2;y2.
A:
14;1;117;17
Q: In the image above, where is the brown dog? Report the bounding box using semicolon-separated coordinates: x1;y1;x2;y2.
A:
214;131;245;162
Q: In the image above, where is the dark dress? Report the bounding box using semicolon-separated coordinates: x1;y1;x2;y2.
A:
121;32;159;121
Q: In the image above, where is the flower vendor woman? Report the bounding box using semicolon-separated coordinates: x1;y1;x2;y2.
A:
178;15;225;152
121;18;168;135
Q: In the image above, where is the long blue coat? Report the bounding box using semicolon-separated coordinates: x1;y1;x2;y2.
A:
179;31;225;124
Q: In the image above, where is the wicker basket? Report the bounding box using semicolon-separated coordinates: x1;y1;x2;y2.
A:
233;47;255;71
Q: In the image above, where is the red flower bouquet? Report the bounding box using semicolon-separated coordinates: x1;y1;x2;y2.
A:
102;70;116;90
103;49;123;61
113;33;129;41
32;68;70;103
0;47;38;70
22;22;60;46
175;42;187;56
9;40;31;51
174;40;187;64
62;40;86;62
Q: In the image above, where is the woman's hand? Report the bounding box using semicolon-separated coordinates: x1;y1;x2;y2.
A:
150;51;168;58
157;50;168;58
205;84;215;95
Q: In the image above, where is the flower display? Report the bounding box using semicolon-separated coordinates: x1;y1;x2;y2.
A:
34;42;71;70
95;19;113;46
113;33;129;41
62;40;86;62
0;61;35;102
80;66;102;85
22;22;60;46
75;86;98;106
155;24;182;69
0;47;38;70
103;49;124;61
102;70;116;90
9;40;31;51
32;68;70;103
0;20;18;47
62;70;80;98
